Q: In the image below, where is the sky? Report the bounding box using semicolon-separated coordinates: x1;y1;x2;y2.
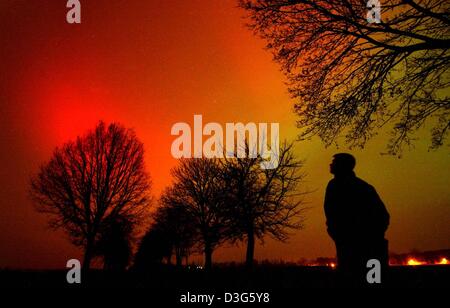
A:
0;0;449;269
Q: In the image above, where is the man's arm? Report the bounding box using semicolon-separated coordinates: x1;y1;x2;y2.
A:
369;186;390;234
324;182;338;240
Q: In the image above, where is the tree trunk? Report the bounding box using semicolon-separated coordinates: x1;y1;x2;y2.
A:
82;240;93;272
176;247;183;267
204;242;212;270
245;227;255;268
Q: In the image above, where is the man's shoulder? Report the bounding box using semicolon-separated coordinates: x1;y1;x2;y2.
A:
355;176;375;190
326;178;336;187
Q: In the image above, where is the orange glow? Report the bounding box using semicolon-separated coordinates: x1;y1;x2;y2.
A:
407;259;425;266
0;0;449;270
437;258;448;265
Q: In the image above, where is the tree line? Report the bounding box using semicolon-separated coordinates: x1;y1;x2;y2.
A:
30;122;307;271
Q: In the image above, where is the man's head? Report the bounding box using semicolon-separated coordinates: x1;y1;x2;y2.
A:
330;153;356;176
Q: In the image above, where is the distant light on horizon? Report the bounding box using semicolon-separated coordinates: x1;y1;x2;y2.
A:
407;258;426;266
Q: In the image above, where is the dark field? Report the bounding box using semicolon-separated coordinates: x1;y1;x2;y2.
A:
1;265;449;289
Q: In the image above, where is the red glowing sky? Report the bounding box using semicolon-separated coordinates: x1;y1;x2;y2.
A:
0;0;449;269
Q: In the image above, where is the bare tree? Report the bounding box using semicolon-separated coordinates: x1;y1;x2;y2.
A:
222;142;308;267
240;0;450;153
30;122;151;270
169;158;228;270
157;188;197;267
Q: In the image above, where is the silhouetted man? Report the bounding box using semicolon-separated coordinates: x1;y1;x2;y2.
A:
324;153;389;286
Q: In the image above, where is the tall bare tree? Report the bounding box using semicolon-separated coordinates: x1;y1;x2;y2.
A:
169;158;228;270
222;142;307;267
30;122;151;270
240;0;450;153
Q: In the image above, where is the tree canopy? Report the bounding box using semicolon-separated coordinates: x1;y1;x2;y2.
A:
240;0;450;153
30;122;151;270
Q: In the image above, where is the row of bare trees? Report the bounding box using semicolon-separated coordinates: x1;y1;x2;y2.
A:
136;142;307;270
30;122;307;271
